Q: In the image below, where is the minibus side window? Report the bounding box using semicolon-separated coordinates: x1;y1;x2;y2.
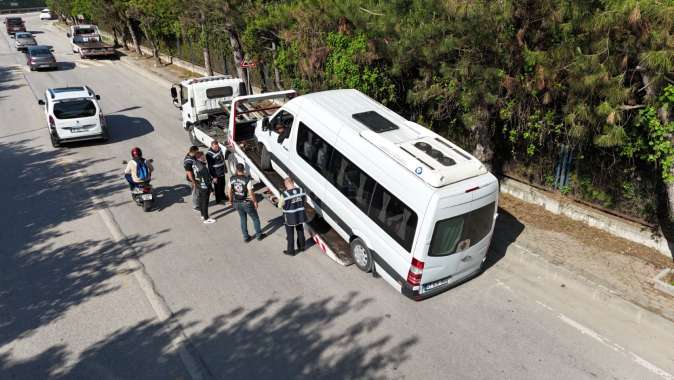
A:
369;186;417;251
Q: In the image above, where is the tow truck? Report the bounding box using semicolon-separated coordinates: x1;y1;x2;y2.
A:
170;76;353;267
67;24;115;59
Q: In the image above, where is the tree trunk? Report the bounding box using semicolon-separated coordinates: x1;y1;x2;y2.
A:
226;25;246;84
126;18;142;55
200;12;213;76
271;41;282;90
112;28;119;48
259;61;269;93
470;107;494;170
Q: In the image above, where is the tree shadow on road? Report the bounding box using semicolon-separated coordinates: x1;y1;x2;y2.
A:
0;66;25;96
0;139;167;348
1;294;418;380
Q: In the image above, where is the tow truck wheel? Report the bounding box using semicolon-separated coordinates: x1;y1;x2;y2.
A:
350;237;373;273
187;125;203;147
260;144;272;170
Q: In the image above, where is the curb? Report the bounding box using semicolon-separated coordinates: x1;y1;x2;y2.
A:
501;178;674;260
654;268;674;296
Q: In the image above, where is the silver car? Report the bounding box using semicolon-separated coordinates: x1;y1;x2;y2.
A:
15;32;36;52
26;45;57;71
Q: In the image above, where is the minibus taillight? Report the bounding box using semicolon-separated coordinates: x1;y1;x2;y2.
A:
406;258;424;286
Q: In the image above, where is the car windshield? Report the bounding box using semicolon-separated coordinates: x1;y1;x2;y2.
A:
428;202;495;257
16;33;31;38
53;99;97;119
32;49;51;56
6;18;22;26
75;28;96;35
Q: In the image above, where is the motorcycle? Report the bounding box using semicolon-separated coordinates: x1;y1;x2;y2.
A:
123;159;154;212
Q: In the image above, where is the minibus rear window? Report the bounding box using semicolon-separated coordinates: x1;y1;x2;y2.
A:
429;202;495;257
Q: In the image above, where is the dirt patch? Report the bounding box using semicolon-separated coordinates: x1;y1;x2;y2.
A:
500;195;672;268
498;194;674;321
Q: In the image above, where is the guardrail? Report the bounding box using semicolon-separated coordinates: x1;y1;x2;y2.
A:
0;7;43;15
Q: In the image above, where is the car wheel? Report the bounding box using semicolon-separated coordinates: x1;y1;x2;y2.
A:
29;65;34;71
260;144;272;170
50;132;61;148
350;237;373;273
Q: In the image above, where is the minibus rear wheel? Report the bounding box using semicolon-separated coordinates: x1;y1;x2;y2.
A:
350;238;372;273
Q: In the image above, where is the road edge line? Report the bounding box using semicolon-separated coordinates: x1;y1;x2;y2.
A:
60;158;211;380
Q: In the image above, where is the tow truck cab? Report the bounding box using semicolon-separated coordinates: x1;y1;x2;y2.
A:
170;76;247;131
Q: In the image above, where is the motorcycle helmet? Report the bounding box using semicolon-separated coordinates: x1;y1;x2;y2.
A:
131;147;143;158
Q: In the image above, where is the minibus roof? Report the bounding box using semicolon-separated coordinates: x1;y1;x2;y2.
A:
285;89;488;188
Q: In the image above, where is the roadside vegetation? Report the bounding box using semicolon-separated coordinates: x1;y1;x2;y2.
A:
46;0;674;225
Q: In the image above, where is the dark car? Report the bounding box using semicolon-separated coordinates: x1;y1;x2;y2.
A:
26;45;57;71
4;17;26;36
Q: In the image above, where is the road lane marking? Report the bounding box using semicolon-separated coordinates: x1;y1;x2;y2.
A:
58;158;211;380
556;313;673;380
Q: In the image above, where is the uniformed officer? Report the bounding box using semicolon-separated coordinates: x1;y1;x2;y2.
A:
206;139;227;204
278;177;307;256
228;163;265;242
183;145;200;211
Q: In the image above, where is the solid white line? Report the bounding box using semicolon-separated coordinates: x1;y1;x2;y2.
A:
557;313;673;380
59;158;209;380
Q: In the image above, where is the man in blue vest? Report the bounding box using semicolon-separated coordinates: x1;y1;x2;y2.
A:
278;177;307;256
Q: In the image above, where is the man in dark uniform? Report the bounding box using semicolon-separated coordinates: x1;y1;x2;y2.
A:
184;145;200;211
193;151;215;224
228;163;265;242
206;139;227;204
277;177;307;256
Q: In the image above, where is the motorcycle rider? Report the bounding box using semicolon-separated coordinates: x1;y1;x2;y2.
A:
124;147;153;189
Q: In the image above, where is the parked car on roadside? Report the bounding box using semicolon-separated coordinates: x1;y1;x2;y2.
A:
4;17;26;36
26;45;57;71
14;32;36;52
40;9;54;20
37;86;108;147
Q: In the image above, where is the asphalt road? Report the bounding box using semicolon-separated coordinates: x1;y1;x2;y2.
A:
1;13;673;380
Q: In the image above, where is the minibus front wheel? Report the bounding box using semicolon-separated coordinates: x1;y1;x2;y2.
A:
350;237;373;273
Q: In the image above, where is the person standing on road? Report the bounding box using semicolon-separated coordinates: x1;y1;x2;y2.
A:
184;145;200;211
277;177;307;256
193;151;215;224
228;163;265;242
206;140;227;204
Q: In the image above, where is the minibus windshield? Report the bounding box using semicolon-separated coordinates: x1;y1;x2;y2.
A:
429;202;495;257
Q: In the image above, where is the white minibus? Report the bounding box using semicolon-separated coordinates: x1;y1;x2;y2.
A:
255;89;498;299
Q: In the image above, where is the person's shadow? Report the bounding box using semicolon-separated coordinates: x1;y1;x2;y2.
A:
152;184;191;212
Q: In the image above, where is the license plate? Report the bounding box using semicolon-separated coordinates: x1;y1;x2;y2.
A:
141;194;153;200
71;128;88;133
39;64;51;68
422;277;451;293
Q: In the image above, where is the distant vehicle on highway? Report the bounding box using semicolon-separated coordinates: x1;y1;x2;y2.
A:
26;45;57;71
37;86;109;147
3;17;26;37
14;32;36;52
67;24;116;59
40;9;54;20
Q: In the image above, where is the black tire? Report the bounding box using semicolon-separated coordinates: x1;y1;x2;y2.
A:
350;237;373;273
143;199;153;212
188;125;203;147
50;131;61;148
260;144;272;170
29;65;34;71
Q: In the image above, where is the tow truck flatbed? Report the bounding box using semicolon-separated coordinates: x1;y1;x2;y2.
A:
189;90;353;266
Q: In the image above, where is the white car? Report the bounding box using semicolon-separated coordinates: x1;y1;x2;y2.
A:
40;9;53;20
37;86;109;147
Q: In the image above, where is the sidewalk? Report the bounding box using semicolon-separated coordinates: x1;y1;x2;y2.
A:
113;45;674;322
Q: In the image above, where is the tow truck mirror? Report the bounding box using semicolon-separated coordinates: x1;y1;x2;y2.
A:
38;99;45;106
170;87;177;99
95;95;101;100
261;117;270;131
66;32;71;37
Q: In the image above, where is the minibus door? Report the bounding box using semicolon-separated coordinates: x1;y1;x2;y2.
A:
422;201;475;286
